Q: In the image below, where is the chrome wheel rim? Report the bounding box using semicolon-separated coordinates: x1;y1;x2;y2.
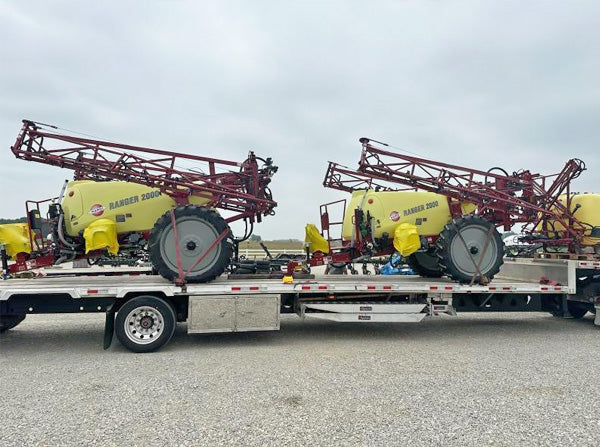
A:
124;306;164;345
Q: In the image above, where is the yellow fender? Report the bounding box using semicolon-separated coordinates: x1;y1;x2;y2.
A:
83;218;119;255
0;223;33;259
304;223;329;254
393;223;421;257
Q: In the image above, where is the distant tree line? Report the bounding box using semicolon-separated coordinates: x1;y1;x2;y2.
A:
0;217;51;235
0;217;27;225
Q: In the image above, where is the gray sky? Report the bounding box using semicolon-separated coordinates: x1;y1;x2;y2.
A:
1;1;599;239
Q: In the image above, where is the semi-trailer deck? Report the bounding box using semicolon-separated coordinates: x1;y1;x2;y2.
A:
0;258;598;352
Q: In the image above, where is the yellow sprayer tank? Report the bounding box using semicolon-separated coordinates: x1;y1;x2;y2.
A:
539;193;600;246
61;180;211;237
0;223;33;258
341;190;455;240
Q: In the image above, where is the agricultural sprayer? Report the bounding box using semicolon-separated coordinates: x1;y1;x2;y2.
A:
305;138;600;283
0;120;278;283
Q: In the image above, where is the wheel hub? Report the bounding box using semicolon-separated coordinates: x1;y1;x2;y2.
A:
449;224;499;276
159;216;222;276
124;306;164;345
139;315;154;329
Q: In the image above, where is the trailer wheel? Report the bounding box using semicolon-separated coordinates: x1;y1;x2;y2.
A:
115;296;176;353
553;278;600;319
549;300;591;319
149;205;233;283
566;302;590;319
406;251;443;278
436;216;504;283
0;314;26;333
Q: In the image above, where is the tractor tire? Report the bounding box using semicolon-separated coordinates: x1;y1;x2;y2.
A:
0;314;26;333
114;295;177;353
407;251;443;278
149;206;233;283
436;216;504;283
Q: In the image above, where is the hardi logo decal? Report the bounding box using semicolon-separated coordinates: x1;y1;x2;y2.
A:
89;204;105;217
390;211;400;222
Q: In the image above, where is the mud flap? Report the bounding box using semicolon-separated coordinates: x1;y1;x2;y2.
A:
103;304;116;350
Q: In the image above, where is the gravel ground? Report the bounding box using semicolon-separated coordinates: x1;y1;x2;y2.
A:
0;312;598;447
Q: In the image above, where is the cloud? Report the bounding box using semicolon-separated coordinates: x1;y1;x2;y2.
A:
1;0;599;238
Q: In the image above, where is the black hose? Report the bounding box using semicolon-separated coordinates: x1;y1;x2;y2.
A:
234;219;254;243
484;167;510;184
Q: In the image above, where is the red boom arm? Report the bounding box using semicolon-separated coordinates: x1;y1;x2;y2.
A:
323;162;395;193
11;120;278;223
355;138;589;246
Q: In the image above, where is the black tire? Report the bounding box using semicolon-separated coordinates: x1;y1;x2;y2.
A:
0;314;26;333
549;300;591;319
115;295;176;353
326;263;347;275
407;251;443;278
567;302;590;319
149;205;233;283
579;279;600;307
552;278;600;318
436;216;504;283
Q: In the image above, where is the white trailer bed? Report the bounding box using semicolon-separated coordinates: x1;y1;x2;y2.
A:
0;258;598;352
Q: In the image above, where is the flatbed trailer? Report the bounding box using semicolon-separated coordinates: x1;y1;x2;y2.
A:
1;258;598;352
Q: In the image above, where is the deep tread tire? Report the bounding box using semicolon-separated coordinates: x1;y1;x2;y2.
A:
0;315;26;333
406;251;443;278
436;216;504;283
149;206;233;283
115;296;176;353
